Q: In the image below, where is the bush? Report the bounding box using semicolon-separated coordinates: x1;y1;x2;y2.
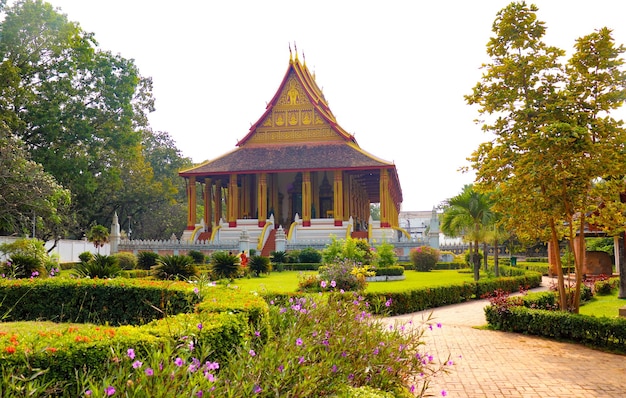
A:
298;247;322;263
248;255;272;277
270;251;287;263
322;236;368;264
153;255;198;280
79;251;94;263
316;259;368;292
373;266;404;277
113;252;137;270
73;254;121;278
210;251;240;280
373;241;397;267
595;277;619;295
409;246;440;272
2;254;45;278
187;250;206;264
137;251;160;270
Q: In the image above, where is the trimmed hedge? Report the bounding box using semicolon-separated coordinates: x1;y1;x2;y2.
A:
283;263;321;271
0;278;200;325
263;272;542;316
485;306;626;353
374;266;404;277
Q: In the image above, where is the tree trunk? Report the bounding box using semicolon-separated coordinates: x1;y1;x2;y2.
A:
473;239;480;281
550;218;567;311
483;242;488;271
571;217;586;313
617;232;626;299
494;237;500;277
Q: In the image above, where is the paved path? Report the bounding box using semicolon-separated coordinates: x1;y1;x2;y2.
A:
385;277;626;397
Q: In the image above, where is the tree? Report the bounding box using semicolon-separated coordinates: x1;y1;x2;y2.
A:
440;184;494;281
0;0;155;237
0;123;71;237
466;2;626;312
86;224;109;253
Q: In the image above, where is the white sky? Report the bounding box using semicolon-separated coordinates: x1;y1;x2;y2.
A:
21;0;626;211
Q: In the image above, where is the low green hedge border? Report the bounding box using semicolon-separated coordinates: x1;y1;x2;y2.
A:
485;305;626;353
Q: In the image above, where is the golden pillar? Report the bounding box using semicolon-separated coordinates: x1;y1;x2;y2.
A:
228;174;238;227
203;179;213;231
258;173;267;227
214;180;222;225
186;176;197;230
333;170;344;226
380;169;390;228
302;171;311;227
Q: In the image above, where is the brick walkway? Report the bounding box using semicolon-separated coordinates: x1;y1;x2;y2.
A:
385;277;626;397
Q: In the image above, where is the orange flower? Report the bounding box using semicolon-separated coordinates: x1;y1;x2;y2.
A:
45;347;58;353
4;346;16;354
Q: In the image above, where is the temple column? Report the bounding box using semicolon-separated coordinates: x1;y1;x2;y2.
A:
228;174;238;227
203;179;213;231
302;171;311;227
258;173;267;227
186;176;197;230
214;180;222;225
333;170;344;226
380;169;390;228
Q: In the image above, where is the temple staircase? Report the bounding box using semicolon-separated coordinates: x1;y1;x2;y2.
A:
261;228;277;257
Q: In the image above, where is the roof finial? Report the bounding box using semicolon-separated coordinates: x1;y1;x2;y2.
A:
288;42;292;61
303;51;306;66
294;42;298;61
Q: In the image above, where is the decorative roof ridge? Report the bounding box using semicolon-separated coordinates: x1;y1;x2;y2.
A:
345;141;395;167
238;49;358;147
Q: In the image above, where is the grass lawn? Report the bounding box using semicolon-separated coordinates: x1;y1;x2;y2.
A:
580;290;626;318
228;269;476;294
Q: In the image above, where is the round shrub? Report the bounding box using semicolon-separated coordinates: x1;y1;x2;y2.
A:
315;259;367;292
79;251;94;263
113;252;137;270
3;254;46;278
153;255;198;280
299;247;322;263
187;250;206;264
249;255;272;277
270;251;287;264
409;246;440;272
137;251;160;270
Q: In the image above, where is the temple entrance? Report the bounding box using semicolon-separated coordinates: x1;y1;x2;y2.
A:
288;173;302;223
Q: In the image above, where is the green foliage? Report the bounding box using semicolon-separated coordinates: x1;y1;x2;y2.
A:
270;250;287;264
409;246;440;272
586;237;614;256
73;254;121;279
310;259;368;292
0;238;48;269
373;240;397;267
187;250;206;264
209;251;240;280
248;255;271;277
2;253;45;278
136;251;159;270
113;252;137;270
594;277;620;296
373;266;404;277
78;251;93;263
298;246;322;263
86;225;109;249
322;236;368;264
153;255;198;280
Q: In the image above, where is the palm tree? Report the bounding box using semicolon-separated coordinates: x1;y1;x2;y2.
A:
440;184;494;281
86;225;110;254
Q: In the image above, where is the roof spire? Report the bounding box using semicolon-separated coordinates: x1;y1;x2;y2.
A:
303;51;306;66
288;42;292;62
294;42;298;61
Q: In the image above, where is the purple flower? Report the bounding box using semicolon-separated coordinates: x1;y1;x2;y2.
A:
254;330;261;337
253;385;262;394
205;372;215;382
127;348;135;359
105;386;115;396
385;298;392;307
145;368;154;376
249;349;256;357
85;390;92;396
205;361;219;370
296;338;303;346
174;357;184;367
196;391;203;397
298;356;305;364
193;287;199;295
437;322;442;328
330;280;336;288
197;323;203;331
331;364;338;373
278;364;284;372
132;360;142;369
441;390;447;397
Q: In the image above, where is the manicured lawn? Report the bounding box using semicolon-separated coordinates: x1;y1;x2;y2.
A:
580;290;626;318
229;269;476;293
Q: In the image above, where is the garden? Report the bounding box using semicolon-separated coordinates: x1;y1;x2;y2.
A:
1;236;617;397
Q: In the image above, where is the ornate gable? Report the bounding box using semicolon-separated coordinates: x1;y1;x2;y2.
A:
239;57;355;146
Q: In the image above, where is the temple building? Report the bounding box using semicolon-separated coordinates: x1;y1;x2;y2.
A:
178;51;404;254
